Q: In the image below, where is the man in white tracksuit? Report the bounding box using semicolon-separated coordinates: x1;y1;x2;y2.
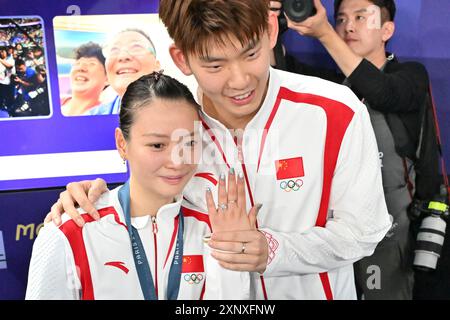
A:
48;0;391;299
185;67;389;299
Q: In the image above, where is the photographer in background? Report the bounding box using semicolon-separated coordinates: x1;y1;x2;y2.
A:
270;0;440;299
12;58;38;115
14;65;49;116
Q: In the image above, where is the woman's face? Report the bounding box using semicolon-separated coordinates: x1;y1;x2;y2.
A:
117;98;200;202
105;31;160;97
70;57;107;98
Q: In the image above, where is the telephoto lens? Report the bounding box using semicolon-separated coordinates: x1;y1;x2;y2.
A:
414;215;446;270
283;0;316;22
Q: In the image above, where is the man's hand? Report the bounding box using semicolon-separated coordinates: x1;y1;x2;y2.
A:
285;0;334;40
205;169;268;273
44;178;108;227
209;230;269;274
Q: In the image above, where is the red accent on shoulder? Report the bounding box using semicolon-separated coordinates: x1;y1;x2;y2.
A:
181;206;211;231
59;219;94;300
258;87;355;300
260;87;355;227
104;261;129;274
194;172;218;186
58;206;126;300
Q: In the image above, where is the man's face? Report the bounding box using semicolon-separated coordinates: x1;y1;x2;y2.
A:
104;31;160;97
335;0;391;59
0;50;6;59
182;28;277;128
17;64;26;73
70;57;107;97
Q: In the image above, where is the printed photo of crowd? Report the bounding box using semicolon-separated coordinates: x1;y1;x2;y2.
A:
0;17;50;118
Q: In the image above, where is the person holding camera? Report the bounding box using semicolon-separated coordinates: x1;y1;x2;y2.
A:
14;64;49;116
270;0;438;299
12;59;38;115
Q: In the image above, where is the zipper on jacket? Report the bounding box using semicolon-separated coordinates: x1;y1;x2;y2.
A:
151;216;158;234
151;216;158;299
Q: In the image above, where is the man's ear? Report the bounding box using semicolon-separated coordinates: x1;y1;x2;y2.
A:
115;127;127;161
382;21;395;43
267;11;280;50
169;44;193;76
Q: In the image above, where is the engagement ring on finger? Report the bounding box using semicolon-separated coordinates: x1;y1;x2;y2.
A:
241;242;246;254
218;203;228;211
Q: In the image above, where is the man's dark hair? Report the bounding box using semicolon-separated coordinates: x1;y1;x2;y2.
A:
159;0;269;58
15;58;26;67
334;0;396;23
75;41;106;66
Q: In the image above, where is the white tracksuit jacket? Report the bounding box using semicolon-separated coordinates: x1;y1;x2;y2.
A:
25;186;249;300
183;67;391;299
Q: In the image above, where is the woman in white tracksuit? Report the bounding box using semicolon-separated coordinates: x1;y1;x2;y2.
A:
25;72;259;300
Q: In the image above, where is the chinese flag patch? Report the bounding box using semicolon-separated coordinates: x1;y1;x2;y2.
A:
182;255;204;273
275;157;305;180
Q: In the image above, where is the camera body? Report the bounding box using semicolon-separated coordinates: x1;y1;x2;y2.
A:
409;187;449;271
10;73;21;84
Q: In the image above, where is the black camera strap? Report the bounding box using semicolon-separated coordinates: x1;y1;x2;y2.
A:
273;35;287;71
386;81;449;204
429;84;450;204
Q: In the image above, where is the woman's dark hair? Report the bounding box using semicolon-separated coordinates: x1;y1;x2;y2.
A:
119;71;200;140
75;41;106;66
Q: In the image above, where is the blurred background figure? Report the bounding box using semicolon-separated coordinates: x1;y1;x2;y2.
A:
14;65;49;116
86;28;161;115
61;42;108;116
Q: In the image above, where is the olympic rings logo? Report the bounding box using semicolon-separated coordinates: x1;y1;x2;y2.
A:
183;273;204;284
280;179;303;192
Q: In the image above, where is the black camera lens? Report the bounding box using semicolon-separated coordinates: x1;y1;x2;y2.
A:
293;0;305;12
283;0;316;23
